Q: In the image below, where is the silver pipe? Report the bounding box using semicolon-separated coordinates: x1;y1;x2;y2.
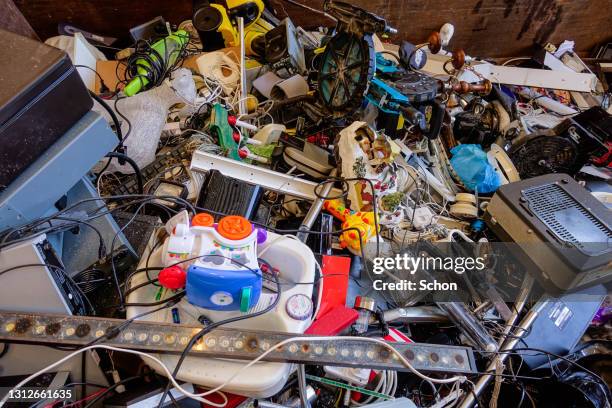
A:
498;275;534;347
256;386;316;408
296;364;311;408
256;402;290;408
297;169;337;242
380;306;450;323
438;303;498;352
458;299;548;408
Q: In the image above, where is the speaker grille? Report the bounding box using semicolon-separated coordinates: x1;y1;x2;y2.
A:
522;183;612;255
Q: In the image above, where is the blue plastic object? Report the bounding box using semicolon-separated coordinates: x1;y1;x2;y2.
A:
450;144;501;194
186;264;262;311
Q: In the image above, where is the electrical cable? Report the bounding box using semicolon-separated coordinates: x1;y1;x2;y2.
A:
105;152;144;194
88;90;123;146
82;376;141;408
3;334;466;407
313;176;381;258
85;296;183;347
0;343;8;359
75;65;107;90
155;272;281;407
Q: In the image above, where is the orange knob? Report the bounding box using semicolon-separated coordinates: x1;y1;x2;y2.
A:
217;215;252;240
192;213;214;227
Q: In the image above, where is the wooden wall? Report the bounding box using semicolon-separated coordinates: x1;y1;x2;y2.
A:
11;0;612;57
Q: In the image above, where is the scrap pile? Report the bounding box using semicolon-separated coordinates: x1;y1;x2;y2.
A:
1;1;611;407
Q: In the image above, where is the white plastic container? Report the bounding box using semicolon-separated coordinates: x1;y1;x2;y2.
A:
126;231;316;397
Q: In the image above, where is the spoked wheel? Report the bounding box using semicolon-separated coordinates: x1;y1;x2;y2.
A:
318;32;375;116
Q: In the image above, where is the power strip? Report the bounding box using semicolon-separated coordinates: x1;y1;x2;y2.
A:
0;311;476;374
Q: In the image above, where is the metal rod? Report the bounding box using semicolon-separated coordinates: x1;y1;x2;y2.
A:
438;302;498;352
297;169;337;242
498;275;534;347
238;17;247;116
296;364;311;408
457;299;547;408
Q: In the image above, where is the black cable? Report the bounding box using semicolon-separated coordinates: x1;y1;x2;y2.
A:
0;343;8;359
82;375;141;408
75;65;106;90
125;32;190;94
0;195;192;253
54;217;106;259
88;90;123;145
313;176;381;258
105;152;144;195
81;352;87;401
0;263;94;314
156;273;281;407
86;296;182;347
113;96;132;142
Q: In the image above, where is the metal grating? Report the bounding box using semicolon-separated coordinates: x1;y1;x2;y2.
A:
522;183;612;255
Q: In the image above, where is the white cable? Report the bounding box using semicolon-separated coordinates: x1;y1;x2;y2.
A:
0;345;228;407
3;336;465;407
188;336;466;400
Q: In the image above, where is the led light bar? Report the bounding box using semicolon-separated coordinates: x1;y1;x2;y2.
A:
0;311;476;373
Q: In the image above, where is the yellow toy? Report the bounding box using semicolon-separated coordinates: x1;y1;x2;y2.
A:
193;0;273;56
323;199;379;253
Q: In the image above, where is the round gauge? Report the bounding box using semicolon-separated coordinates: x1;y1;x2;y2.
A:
210;291;234;306
285;294;313;321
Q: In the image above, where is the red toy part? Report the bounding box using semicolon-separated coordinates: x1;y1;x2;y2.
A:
227;115;238;126
158;265;187;290
316;255;351;319
198;388;246;408
305;305;358;335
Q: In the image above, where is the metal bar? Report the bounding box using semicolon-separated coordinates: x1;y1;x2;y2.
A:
457;300;547;408
0;311;476;374
438;303;498;352
297;169;337;242
190;151;342;201
297;363;311;408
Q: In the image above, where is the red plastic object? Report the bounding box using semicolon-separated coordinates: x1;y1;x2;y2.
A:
227;115;238;126
158;266;187;290
199;389;246;408
316;255;351;319
384;327;413;343
232;131;241;143
305;305;358;335
238;149;249;159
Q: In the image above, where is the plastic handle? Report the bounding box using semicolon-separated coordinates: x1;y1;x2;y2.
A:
240;287;252;312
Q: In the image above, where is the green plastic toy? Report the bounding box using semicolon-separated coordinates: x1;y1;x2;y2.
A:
209;103;242;160
124;30;189;97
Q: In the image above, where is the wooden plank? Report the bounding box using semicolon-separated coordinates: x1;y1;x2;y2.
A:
13;0;612;57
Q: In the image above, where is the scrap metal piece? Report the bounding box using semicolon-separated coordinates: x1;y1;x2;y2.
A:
0;311;477;374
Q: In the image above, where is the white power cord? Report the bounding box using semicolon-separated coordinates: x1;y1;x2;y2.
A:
0;344;228;407
2;336;466;407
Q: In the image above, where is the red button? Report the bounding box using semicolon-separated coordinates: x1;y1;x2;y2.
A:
158;266;186;289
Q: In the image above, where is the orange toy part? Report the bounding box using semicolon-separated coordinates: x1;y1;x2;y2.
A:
217;215;253;240
340;213;378;252
192;212;215;227
323;199;351;222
